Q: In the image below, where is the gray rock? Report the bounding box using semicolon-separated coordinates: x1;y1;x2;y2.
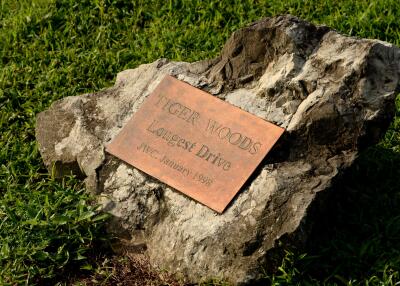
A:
35;15;400;285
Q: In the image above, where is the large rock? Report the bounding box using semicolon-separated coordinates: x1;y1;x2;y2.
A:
36;15;400;285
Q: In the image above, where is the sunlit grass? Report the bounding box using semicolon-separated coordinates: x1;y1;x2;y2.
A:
1;0;399;285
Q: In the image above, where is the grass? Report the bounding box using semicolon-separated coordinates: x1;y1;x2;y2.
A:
0;0;399;285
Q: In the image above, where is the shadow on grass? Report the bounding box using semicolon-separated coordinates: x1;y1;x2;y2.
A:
299;145;400;284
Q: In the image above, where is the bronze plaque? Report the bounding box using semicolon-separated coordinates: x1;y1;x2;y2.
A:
106;75;284;213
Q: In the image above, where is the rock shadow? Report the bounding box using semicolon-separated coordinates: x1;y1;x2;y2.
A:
302;145;400;283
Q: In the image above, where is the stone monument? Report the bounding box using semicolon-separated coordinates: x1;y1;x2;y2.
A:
35;15;400;285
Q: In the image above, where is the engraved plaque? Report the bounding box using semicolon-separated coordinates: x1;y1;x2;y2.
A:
106;75;284;213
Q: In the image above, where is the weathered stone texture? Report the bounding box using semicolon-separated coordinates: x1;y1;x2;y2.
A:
36;15;400;284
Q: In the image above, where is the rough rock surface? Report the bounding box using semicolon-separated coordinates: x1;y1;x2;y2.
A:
36;15;400;285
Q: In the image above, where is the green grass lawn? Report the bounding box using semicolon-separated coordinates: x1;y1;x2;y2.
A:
1;0;400;285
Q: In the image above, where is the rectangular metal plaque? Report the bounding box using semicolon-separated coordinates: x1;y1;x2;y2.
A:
106;75;284;213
